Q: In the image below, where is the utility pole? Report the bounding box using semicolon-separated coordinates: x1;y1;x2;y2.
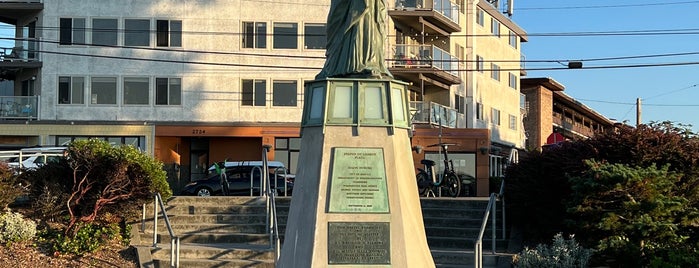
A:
636;98;642;127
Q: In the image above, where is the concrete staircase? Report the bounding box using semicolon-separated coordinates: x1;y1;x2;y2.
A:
134;196;510;268
421;198;512;268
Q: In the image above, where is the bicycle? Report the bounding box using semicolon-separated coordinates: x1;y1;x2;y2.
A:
414;143;461;197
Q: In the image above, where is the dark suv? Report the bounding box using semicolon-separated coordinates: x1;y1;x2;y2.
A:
181;161;294;197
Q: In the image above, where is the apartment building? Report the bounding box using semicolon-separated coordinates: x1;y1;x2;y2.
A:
0;0;328;191
521;77;615;151
0;0;527;196
387;0;527;191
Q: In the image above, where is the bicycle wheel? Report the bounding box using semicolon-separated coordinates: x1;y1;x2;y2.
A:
443;172;461;197
416;172;430;196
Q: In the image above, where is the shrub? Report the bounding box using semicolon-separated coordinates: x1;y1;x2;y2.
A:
46;222;120;255
513;233;592;268
0;162;27;209
0;210;37;244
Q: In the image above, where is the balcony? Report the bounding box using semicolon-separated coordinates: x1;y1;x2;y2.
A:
410;101;464;128
0;38;42;80
0;95;38;120
389;44;461;90
390;0;461;36
0;1;43;25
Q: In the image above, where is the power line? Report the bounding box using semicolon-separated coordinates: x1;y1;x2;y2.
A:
577;98;699;107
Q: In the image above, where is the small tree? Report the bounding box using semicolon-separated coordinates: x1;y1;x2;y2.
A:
568;161;698;266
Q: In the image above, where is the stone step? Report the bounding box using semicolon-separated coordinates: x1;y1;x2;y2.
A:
143;214;278;225
142;222;270;234
142;232;270;245
163;196;292;206
151;243;274;260
153;258;274;268
145;205;270;215
421;198;491;210
427;237;508;250
431;249;500;267
426;226;499;238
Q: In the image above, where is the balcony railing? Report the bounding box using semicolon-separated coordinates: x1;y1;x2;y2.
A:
395;0;460;24
0;38;41;62
0;96;38;120
410;101;459;128
390;44;458;76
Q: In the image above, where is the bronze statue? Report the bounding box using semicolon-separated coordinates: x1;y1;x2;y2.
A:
316;0;393;79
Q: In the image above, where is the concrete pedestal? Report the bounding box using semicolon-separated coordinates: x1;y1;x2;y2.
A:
277;79;434;267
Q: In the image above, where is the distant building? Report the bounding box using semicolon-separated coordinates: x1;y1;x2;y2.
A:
0;0;527;196
520;77;615;151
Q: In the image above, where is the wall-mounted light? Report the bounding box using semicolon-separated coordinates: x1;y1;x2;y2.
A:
479;147;489;155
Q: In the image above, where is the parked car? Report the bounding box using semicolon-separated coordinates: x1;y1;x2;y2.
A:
181;161;294;197
4;147;66;171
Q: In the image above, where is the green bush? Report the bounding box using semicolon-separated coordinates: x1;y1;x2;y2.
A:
46;222;120;255
0;210;37;244
0;162;27;209
513;233;592;268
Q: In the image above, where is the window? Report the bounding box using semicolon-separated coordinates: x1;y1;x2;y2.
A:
273;22;298;49
58;76;84;104
455;94;465;114
59;18;85;45
157;20;182;47
476;103;483;120
491;63;500;81
242;22;267;48
476;8;484;27
490;155;503;177
90;77;117;105
155;78;181;105
509;72;517;89
491;18;500;37
55;136;145;150
304;23;326;49
124;19;150;46
491;108;500;125
273;80;298;107
509;31;518;48
124;77;149;105
274;137;301;173
242;79;266;106
509;114;517;130
92;18;118;46
476;55;484;73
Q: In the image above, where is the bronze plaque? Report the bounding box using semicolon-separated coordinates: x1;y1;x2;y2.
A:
327;222;391;265
328;147;389;213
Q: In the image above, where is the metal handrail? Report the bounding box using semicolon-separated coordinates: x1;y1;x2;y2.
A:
250;166;264;196
261;145;281;264
142;192;180;268
474;179;506;268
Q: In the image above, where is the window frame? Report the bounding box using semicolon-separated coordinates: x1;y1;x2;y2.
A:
242;21;267;49
476;8;484;27
58;76;85;105
509;114;517;130
476;103;484;120
91;18;119;46
59;18;86;45
123;76;150;105
90;76;118;105
509;72;517;89
156;19;182;47
241;79;267;107
491;108;500;125
476;55;484;73
124;19;151;47
508;30;518;49
273;22;298;49
155;77;182;105
491;63;500;81
272;80;298;107
491;18;500;37
303;23;326;50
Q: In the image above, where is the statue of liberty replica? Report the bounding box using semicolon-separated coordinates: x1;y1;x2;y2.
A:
277;0;435;266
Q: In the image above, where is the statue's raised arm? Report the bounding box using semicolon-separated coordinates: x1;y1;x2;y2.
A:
315;0;393;79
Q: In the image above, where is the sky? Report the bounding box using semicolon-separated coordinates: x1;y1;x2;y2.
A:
512;0;699;132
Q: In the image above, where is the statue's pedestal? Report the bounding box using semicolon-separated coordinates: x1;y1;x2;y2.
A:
278;79;434;267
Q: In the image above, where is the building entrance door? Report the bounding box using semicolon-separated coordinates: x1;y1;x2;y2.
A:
190;138;209;181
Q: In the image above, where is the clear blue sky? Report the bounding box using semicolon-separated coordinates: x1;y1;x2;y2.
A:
513;1;699;132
